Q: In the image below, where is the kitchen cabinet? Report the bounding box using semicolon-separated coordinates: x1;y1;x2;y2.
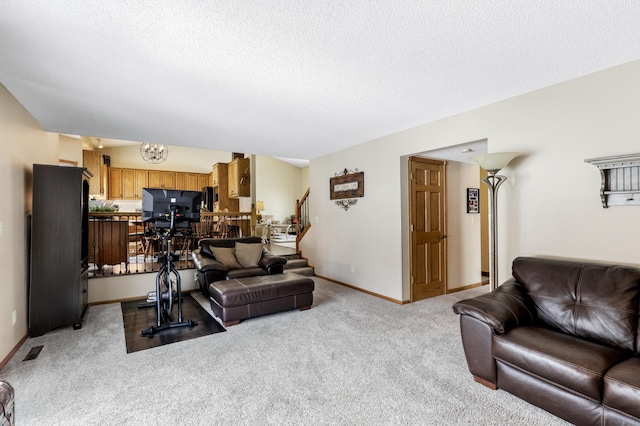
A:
187;173;198;190
228;157;250;198
110;168;149;199
176;172;199;190
198;173;211;191
211;163;221;186
107;169;211;199
149;170;175;189
83;150;104;197
134;170;149;198
122;169;136;199
211;162;239;211
109;168;124;199
123;169;148;199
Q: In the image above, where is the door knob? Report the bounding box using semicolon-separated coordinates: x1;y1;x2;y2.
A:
439;234;447;239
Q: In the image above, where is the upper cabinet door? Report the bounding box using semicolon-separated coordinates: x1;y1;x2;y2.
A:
228;158;250;198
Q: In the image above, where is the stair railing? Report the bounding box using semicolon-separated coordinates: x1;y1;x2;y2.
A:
295;188;311;253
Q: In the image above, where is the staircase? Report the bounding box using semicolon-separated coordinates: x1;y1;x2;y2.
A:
282;253;314;276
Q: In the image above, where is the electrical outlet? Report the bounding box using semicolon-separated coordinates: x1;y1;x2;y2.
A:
12;310;16;325
350;265;355;273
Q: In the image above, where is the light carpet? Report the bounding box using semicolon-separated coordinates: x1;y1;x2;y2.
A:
0;277;567;425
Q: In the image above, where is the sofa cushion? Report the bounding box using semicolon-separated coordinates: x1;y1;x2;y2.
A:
226;267;267;279
494;326;629;401
512;257;640;352
209;247;242;269
235;242;263;267
603;356;640;420
209;275;315;308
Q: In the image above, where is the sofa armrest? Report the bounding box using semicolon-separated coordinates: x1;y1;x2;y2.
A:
452;279;536;333
259;250;287;270
192;249;228;273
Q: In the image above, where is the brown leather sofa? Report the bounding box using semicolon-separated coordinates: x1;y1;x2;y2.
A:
453;257;640;425
191;236;287;295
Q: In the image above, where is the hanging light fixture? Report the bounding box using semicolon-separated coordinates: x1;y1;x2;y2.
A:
140;143;169;164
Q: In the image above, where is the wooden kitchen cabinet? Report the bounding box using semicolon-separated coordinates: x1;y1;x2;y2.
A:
149;170;175;189
198;173;211;190
107;168;212;199
228;157;251;198
186;173;198;190
211;162;239;211
83;150;104;197
211;163;221;186
123;169;148;199
111;168;148;199
109;168;124;199
175;172;199;190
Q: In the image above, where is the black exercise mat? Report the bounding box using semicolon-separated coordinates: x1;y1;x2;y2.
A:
121;293;225;353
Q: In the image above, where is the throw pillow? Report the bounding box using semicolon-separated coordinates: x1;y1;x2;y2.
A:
235;242;263;268
210;246;242;269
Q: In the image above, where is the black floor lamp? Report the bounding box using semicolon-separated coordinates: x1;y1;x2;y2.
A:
471;152;519;291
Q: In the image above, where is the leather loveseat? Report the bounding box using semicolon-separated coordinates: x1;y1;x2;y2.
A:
452;256;640;425
192;236;287;295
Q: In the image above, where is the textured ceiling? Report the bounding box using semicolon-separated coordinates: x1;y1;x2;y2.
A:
1;1;640;161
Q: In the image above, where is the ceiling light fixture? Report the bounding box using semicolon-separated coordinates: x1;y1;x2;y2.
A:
140;143;169;164
97;138;103;149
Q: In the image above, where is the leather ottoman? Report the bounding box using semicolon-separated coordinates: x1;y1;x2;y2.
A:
209;274;314;326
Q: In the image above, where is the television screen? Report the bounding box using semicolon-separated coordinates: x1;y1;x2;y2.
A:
142;188;202;228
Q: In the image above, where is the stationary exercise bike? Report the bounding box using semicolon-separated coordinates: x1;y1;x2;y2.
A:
141;207;197;337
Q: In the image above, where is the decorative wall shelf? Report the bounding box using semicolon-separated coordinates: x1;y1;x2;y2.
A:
585;153;640;208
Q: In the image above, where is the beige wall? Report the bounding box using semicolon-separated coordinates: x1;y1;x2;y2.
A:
445;161;483;289
101;144;233;174
302;60;640;301
4;60;640;360
0;84;58;362
254;155;304;224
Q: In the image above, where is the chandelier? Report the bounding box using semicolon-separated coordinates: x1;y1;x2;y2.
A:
140;143;169;164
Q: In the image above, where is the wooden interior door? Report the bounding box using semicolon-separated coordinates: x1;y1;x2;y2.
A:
410;157;447;301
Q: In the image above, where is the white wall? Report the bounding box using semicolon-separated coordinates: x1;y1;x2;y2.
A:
0;84;59;362
302;60;640;302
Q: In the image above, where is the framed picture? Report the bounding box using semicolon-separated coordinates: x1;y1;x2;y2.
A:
330;171;364;200
467;188;479;214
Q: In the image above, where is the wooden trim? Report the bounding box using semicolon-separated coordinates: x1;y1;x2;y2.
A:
447;282;486;293
314;274;408;304
0;334;27;370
